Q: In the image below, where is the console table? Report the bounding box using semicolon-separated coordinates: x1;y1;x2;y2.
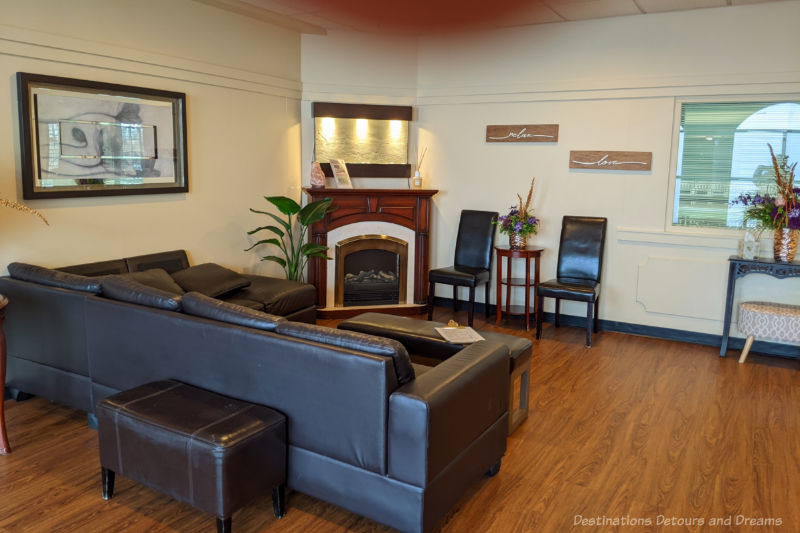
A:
495;246;543;332
1;294;10;454
720;255;800;356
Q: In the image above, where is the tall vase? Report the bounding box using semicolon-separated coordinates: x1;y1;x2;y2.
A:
773;228;798;262
509;232;527;249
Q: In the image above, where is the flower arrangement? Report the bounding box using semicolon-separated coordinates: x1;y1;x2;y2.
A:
495;177;539;236
1;197;48;225
732;145;799;231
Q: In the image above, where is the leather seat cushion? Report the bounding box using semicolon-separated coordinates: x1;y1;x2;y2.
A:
275;321;415;386
338;312;530;370
181;292;284;331
170;263;251;298
230;275;316;316
537;277;600;303
218;297;265;311
8;262;102;294
428;266;490;287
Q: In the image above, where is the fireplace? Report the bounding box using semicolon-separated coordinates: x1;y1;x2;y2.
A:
304;187;437;318
336;235;408;307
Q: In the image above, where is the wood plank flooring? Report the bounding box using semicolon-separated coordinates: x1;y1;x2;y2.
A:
1;308;798;532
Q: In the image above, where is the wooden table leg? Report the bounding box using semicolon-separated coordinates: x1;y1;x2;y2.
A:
0;295;10;455
496;253;502;325
524;255;531;331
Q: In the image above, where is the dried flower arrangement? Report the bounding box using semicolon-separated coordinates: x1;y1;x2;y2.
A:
731;144;798;230
494;177;539;237
1;197;49;225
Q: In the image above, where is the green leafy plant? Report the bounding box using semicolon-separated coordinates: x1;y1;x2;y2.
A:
245;196;335;281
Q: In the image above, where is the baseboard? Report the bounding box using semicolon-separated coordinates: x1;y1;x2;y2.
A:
434;296;800;360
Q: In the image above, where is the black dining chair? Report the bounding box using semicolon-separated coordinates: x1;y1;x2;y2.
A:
536;216;607;347
428;210;498;327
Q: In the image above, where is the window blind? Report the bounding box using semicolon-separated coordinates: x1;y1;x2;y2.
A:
673;101;800;229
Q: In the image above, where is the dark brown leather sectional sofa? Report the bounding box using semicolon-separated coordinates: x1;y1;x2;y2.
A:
0;251;510;533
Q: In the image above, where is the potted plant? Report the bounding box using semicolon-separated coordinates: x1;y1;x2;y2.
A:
245;196;335;281
493;177;539;249
731;145;799;262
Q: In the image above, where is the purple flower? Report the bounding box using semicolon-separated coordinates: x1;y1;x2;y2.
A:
508;209;519;216
753;194;764;205
514;221;523;232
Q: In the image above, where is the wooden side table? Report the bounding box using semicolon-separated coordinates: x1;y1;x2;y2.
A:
495;246;543;332
1;294;10;454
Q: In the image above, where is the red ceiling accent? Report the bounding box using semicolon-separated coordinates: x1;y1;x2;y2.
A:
297;0;542;33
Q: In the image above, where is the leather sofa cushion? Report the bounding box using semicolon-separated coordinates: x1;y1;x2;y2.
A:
58;259;128;276
275;321;415;385
101;276;182;311
232;275;316;316
181;292;284;331
119;269;185;294
170;263;251;298
8;262;102;294
124;250;190;274
338;312;531;368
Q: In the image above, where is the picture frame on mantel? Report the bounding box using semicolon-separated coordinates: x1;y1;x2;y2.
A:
329;159;353;188
16;72;188;199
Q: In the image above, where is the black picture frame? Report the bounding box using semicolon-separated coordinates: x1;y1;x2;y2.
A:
17;72;188;199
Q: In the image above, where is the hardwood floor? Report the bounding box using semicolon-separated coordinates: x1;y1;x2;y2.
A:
1;308;798;532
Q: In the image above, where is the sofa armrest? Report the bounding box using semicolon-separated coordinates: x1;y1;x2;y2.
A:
387;340;509;487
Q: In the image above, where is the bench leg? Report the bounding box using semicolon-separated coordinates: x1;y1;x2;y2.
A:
101;468;115;500
739;335;755;364
216;517;231;533
272;484;286;518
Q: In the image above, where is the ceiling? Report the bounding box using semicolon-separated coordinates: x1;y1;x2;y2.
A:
194;0;786;35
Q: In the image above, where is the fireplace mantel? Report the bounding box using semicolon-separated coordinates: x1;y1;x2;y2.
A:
303;188;438;317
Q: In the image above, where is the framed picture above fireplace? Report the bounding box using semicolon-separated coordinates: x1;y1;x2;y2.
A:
16;72;188;199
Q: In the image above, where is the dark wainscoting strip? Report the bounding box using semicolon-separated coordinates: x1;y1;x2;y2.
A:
434;296;800;360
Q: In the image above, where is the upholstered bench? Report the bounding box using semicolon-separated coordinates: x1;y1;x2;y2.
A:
339;312;532;434
96;380;287;533
737;301;800;363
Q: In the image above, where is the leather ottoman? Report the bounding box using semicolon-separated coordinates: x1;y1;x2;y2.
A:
96;380;287;533
338;312;532;434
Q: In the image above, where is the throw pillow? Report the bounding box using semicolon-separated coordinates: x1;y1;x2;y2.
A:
119;268;185;294
170;263;251;298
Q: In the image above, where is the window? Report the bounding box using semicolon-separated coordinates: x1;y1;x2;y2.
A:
672;100;800;229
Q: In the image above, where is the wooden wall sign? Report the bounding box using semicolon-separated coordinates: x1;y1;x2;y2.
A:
569;150;652;171
486;124;559;143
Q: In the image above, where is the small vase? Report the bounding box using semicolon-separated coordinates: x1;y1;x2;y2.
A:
509;232;527;249
773;228;798;262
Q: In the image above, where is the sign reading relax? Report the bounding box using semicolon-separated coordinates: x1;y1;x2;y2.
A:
569;150;652;171
486;124;559;143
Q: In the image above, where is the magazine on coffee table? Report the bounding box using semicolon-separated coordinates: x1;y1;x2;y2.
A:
435;326;485;344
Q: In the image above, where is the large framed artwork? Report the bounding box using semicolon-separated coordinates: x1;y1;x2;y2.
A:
17;72;188;199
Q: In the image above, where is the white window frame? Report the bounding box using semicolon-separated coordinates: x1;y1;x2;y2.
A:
665;94;800;235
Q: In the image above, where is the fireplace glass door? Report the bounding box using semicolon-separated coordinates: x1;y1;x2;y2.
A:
335;235;408;307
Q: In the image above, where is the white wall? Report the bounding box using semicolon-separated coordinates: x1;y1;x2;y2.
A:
0;0;302;277
302;2;800;338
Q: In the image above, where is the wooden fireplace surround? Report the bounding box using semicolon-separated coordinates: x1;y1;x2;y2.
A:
303;188;438;318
